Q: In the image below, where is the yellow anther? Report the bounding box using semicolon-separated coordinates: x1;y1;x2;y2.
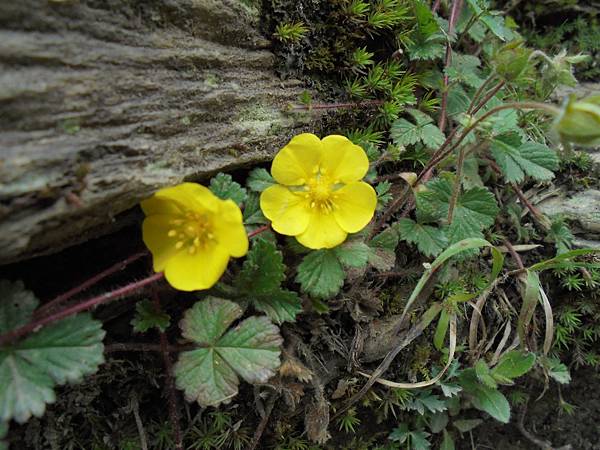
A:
188;246;196;255
175;241;184;250
169;219;184;225
193;237;200;247
207;233;214;239
186;225;195;234
310;201;316;208
167;229;177;237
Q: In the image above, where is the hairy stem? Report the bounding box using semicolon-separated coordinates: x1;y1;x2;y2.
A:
35;251;148;318
466;73;497;114
438;0;464;132
0;272;164;346
470;80;506;115
447;142;468;224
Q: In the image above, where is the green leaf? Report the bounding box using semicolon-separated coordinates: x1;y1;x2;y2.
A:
296;250;346;299
0;280;38;333
251;290;302;325
236;239;301;324
459;369;510;423
243;192;268;225
0;310;105;423
391;110;445;149
174;297;282;407
446;54;483;88
475;360;497;388
131;299;170;333
453;419;482;433
237;239;285;294
410;431;432;450
334;241;370;269
491;136;559;183
429;411;449;433
440;430;455;450
247;168;275;192
209;173;247;206
545;357;571;384
0;421;6;450
376;181;393;209
397;218;449;257
370;227;400;251
418;393;447;413
491;351;536;383
434;308;450;350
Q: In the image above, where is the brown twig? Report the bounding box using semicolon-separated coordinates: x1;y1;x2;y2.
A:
248;392;277;450
0;272;165;346
153;291;183;450
503;240;525;270
248;224;271;238
35;251;148;318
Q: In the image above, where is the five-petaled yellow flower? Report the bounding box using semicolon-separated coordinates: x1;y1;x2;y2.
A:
260;133;377;249
141;183;248;291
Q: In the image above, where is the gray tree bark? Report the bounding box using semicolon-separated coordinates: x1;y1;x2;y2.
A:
0;0;310;264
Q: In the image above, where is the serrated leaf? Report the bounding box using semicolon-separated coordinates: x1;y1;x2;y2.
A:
131;299;170;333
439;382;462;398
491;351;535;382
367;247;396;271
391;118;422;146
418;393;447;413
237;239;285;294
370;227;400;251
243;192;268;225
376;181;393;209
251;290;302;325
459;369;510;423
421;124;446;149
397;218;448;257
295;250;346;299
491;136;558;183
0;313;105;423
411;431;432;450
334;241;370;269
545;357;571;384
429;411;449;433
209;173;247;206
446;54;484;88
247;168;275;192
391;111;444;149
174;297;282;407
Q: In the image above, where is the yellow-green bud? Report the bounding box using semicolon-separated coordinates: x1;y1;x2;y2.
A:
553;94;600;147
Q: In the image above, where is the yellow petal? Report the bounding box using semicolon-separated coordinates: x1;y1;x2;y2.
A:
151;183;219;214
295;212;347;249
271;133;322;185
260;185;310;236
320;135;369;183
141;196;184;216
332;182;377;233
163;243;230;291
142;215;183;272
214;199;249;257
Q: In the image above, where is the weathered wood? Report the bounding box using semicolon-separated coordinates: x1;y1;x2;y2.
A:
0;0;311;263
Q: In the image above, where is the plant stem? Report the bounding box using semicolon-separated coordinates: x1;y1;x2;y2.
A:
470;80;506;115
503;240;525;270
153;292;183;450
248;224;271;238
35;251;148;318
466;73;497;114
447;142;468;224
0;272;164;346
438;0;464;133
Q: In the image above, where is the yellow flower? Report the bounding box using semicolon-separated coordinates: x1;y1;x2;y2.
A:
141;183;248;291
260;133;377;249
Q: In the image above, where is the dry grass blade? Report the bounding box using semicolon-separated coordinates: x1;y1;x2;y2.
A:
539;285;554;355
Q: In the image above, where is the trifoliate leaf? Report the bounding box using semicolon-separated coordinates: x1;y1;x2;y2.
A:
247;168;275;192
174;297;282;407
491;135;559;183
237;239;285;294
236;239;301;324
334;241;370;269
0;309;105;423
251;290;302;325
458;369;510;423
397;218;448;257
296;250;346;299
209;173;247;206
131;299;170;333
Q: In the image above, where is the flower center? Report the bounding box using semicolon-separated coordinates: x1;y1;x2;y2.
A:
167;211;214;255
305;169;338;214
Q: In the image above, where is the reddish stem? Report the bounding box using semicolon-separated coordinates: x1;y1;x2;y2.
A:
248;224;271;238
438;0;463;133
0;272;164;346
35;251;148;318
470;80;506;115
503;240;525;270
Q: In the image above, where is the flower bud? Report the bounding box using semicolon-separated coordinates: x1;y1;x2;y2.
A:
553;94;600;147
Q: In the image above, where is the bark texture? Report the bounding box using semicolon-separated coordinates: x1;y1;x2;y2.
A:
0;0;310;263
